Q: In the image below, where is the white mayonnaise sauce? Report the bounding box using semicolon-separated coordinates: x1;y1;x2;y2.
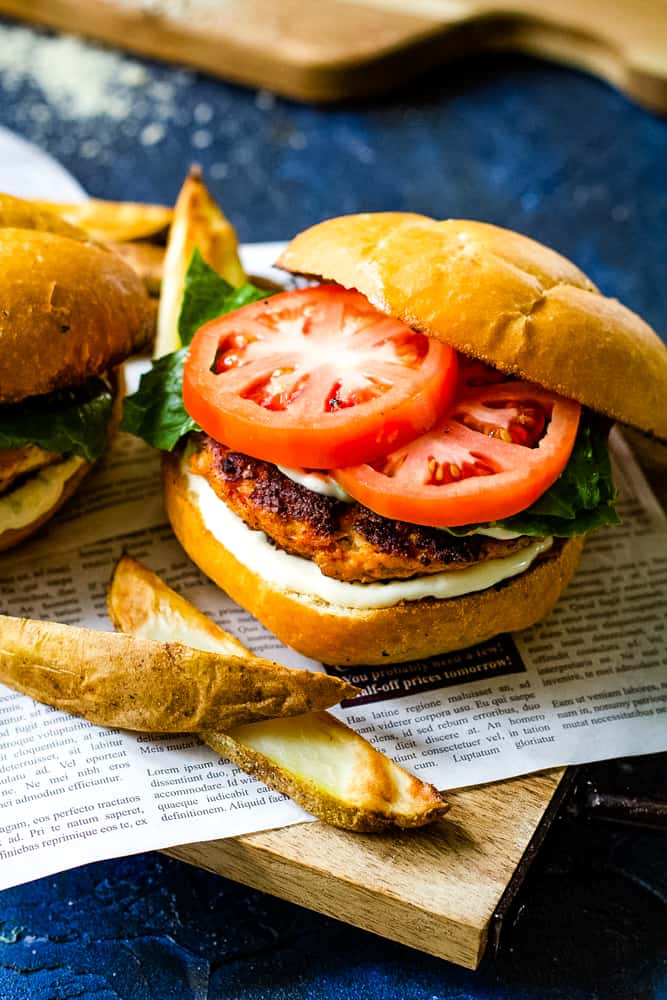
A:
183;457;552;612
277;466;354;502
0;455;85;533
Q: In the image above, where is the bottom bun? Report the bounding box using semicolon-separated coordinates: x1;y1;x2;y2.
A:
163;451;585;666
0;457;91;553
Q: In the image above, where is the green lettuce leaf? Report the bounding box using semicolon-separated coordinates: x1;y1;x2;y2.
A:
120;348;199;451
178;249;268;347
498;413;620;535
444;412;620;538
121;251;270;449
0;377;113;462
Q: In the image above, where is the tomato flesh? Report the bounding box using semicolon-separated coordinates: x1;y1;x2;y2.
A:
183;285;458;469
334;375;581;527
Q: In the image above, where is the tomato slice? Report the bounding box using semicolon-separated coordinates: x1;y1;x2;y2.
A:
183;285;458;469
334;375;581;527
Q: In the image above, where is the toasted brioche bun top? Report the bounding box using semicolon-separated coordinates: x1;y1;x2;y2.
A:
278;213;667;440
0;194;151;404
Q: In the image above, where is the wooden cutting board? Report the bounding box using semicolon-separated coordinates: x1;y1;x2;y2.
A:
1;0;666;110
167;767;567;969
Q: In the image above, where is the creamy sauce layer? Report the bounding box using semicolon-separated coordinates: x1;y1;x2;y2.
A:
277;466;354;503
184;457;552;612
276;465;523;540
0;455;85;533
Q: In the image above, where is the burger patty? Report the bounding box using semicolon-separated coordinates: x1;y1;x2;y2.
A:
0;445;63;495
189;435;538;584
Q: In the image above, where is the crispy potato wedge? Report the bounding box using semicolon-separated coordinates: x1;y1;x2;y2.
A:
109;240;165;295
0;192;88;241
109;556;449;831
154;166;246;358
31;198;173;244
109;554;248;658
203;715;448;832
0;615;355;731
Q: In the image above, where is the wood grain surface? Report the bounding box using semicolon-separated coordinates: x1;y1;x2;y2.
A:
167;768;565;969
0;0;665;108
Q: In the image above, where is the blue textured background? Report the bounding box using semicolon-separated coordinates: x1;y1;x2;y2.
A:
0;21;665;998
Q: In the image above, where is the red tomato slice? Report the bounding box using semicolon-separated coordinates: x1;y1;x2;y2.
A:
334;376;581;527
183;285;458;469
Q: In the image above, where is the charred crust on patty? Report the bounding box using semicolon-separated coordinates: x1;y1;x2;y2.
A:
195;437;340;535
351;507;489;565
247;462;340;536
189;435;538;584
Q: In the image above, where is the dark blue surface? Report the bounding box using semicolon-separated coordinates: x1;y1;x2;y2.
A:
2;24;665;333
0;22;666;999
0;786;666;999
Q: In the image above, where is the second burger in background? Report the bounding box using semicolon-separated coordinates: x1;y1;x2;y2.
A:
123;210;667;666
0;194;151;551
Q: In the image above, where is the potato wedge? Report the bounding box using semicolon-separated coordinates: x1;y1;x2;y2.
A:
0;192;88;241
109;556;449;831
30;198;173;244
109;241;165;295
108;554;248;658
0;616;355;731
203;715;448;832
154;166;246;358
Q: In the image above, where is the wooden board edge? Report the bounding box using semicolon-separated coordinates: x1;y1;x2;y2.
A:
484;23;667;115
485;765;574;957
165;835;486;969
0;0;438;103
3;0;665;109
163;767;568;969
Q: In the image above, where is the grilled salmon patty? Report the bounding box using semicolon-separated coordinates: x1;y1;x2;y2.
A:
189;435;538;584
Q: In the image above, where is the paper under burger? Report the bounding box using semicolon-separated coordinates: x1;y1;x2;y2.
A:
0;193;151;550
123;212;667;666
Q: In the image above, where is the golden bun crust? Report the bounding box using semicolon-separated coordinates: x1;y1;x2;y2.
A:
278;213;667;440
0;457;91;553
163;451;584;666
0;195;151;403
